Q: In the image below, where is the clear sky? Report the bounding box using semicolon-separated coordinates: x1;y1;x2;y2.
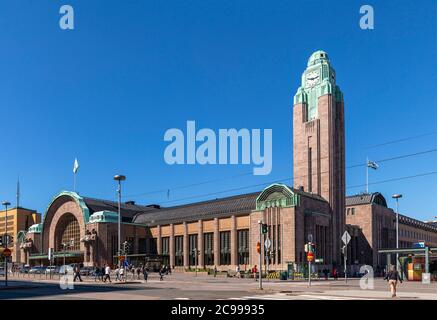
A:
0;0;436;221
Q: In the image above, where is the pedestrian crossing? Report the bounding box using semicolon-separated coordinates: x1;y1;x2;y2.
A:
228;292;375;300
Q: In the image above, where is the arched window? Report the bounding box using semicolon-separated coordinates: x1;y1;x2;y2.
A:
56;214;81;251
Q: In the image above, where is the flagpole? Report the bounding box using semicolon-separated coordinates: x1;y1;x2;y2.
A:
366;157;369;194
74;172;76;192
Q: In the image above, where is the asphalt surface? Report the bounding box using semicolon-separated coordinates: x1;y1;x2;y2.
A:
0;273;436;300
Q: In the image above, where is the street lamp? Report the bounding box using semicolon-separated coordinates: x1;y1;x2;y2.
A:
392;194;402;272
2;201;11;287
114;174;126;268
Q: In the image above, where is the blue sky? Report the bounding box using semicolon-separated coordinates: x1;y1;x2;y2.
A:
0;0;436;221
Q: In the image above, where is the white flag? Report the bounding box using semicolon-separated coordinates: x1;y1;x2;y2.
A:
367;160;379;170
73;158;79;173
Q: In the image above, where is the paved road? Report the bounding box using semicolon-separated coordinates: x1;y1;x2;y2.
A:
0;273;436;300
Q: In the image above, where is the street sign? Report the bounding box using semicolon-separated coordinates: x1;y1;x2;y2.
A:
2;248;11;257
307;252;314;262
342;231;351;245
264;238;272;250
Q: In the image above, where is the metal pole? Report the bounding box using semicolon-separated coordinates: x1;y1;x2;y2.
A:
396;199;399;271
118;180;122;268
195;249;198;277
344;251;347;284
4;203;8;287
258;221;262;290
308;258;311;287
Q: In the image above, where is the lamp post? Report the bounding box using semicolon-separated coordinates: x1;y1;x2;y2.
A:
392;194;402;272
114;175;126;268
2;201;11;287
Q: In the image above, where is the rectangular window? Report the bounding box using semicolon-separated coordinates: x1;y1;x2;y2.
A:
189;234;198;266
237;229;249;265
204;233;214;265
220;231;231;265
174;236;184;266
148;238;157;254
125;237;134;254
138;238;147;254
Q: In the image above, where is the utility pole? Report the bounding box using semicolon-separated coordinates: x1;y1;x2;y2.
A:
392;194;402;272
2;201;11;287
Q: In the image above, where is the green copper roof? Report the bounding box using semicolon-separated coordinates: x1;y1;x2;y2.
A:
27;223;42;233
43;190;91;224
294;50;344;120
88;210;119;223
255;183;300;210
307;50;329;67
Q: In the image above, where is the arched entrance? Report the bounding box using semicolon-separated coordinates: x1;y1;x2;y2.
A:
53;213;83;265
55;213;81;251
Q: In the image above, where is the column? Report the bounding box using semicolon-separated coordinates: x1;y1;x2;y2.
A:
214;218;220;267
157;225;162;255
169;224;175;268
275;207;279;266
231;215;237;266
89;243;94;266
198;220;204;268
183;222;189;268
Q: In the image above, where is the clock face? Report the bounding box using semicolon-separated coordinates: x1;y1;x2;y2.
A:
306;70;319;88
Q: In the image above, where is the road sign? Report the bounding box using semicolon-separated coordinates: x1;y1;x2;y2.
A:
307;252;314;262
264;238;272;250
2;248;11;257
342;231;351;245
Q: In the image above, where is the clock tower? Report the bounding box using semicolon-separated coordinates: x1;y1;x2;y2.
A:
293;50;345;264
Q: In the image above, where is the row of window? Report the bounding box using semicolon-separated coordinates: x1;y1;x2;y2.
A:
399;229;436;243
160;230;250;266
346;208;356;216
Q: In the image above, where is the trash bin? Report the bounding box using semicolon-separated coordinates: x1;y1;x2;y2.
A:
280;271;288;280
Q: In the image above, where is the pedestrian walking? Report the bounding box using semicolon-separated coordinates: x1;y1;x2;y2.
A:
143;268;148;282
159;267;164;281
100;266;105;282
115;267;120;281
103;264;111;283
73;264;83;282
236;265;241;278
120;267;125;282
252;265;258;281
332;267;338;280
137;266;141;280
384;265;402;298
323;268;329;280
213;265;217;278
94;265;100;281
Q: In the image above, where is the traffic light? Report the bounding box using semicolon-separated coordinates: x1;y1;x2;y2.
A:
262;224;268;234
310;243;316;253
256;242;261;254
